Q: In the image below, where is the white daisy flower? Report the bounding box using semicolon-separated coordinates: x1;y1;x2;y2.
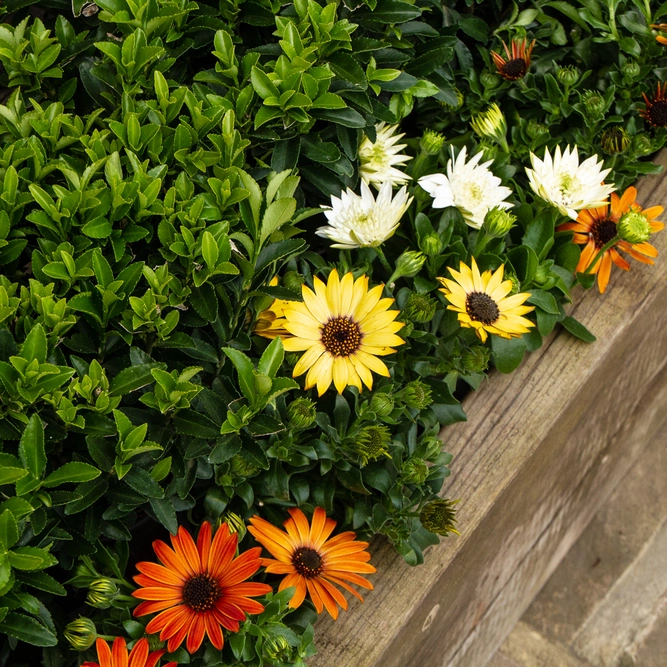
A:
359;122;412;189
317;180;413;249
418;146;512;229
525;145;615;220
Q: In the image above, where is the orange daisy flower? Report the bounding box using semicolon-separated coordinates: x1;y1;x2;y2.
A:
248;507;375;620
132;522;272;654
557;186;664;293
640;82;667;128
82;637;176;667
491;38;535;81
651;23;667;45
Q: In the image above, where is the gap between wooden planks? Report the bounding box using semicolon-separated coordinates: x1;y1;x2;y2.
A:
311;150;667;667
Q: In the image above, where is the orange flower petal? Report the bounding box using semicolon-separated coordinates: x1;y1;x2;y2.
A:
152;541;190;579
111;637;128;667
136;562;185;586
171;526;201;575
186;614;206;654
128;638;149;667
197;521;212;573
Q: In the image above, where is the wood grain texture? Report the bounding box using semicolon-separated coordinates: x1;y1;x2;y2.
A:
311;151;667;667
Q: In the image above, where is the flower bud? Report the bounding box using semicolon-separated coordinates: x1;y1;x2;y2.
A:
402;380;433;410
617;210;651;244
440;87;464;111
402;292;437;323
401;458;429;484
230;454;261;478
556;65;580;87
478;140;499;162
582;90;606;118
480;70;500;90
64;617;97;651
483;207;516;238
601;127;630;155
86;578;119;609
420;233;443;257
470;103;508;149
222;511;246;538
461;346;490;373
419;498;460;536
146;634;167;652
534;262;552;286
282;271;305;293
622;59;640;79
370;392;395;417
633;134;653;156
420;130;446;156
263;635;292;662
287;396;317;429
354;425;392;466
526;119;549;140
389;250;426;283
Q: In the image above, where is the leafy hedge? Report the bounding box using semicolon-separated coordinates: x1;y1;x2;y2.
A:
0;0;665;664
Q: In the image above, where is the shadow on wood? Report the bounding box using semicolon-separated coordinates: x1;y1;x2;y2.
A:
311;151;667;667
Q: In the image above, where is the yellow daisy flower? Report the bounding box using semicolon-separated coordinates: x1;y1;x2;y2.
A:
254;277;292;340
276;269;404;395
438;258;535;343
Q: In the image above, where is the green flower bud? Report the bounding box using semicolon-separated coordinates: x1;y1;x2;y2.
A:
504;267;521;294
146;634;167;652
480;70;500;90
389;250;427;284
622;59;640;79
402;292;437;323
420;232;444;257
282;271;305;293
556;65;580;87
354;425;392;466
86;578;119;609
526;119;549;140
422;435;443;460
478;140;499;162
461;346;490;373
617;210;651;244
402;380;433;410
633;134;653;156
582;90;606;119
483;207;516;238
533;263;552;286
287;397;317;429
419;498;460;536
420;130;446;156
230;454;261;478
470;103;508;150
440;87;464;111
64;617;97;651
222;511;246;537
264;635;292;662
600;127;630;155
370;392;395;417
401;458;429;484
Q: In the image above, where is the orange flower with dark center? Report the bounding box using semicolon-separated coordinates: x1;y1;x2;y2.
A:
248;507;375;620
491;38;535;80
640;82;667;128
557;187;664;293
132;522;271;654
82;637;176;667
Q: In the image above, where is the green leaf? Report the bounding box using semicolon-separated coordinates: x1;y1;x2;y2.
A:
0;510;18;549
201;231;219;269
64;477;109;514
123;467;165;499
260;198;296;244
527;290;559;315
149;497;178;534
258;337;284;379
560;316;596;342
327;52;367;88
354;0;422;23
110;363;165;396
0;467;28;485
173;409;220;438
16;571;66;596
0;612;57;647
82;217;112;239
223;348;255;401
42;462;101;487
312;107;366;128
491;336;527;374
19;415;46;480
8;547;57;571
189;283;218;322
21;324;47;363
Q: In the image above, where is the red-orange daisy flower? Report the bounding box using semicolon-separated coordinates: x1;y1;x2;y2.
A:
640;82;667;128
248;507;375;620
491;38;535;81
82;637;176;667
557;186;664;293
132;522;272;654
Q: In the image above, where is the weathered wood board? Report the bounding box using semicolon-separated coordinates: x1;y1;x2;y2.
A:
312;151;667;667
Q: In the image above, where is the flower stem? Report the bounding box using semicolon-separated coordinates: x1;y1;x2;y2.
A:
373;245;393;274
582;235;620;275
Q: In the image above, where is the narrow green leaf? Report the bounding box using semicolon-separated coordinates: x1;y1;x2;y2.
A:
561;316;596;342
0;612;58;647
18;415;46;480
42;462;101;487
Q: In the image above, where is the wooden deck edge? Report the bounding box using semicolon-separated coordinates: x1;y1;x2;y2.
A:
311;150;667;667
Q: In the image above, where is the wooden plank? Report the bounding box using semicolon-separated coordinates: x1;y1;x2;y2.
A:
311;151;667;667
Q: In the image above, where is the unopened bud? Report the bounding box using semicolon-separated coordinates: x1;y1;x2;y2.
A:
526;119;549;140
282;271;305;293
633;134;653;156
222;511;246;538
287;397;317;429
440;87;464;111
617;210;651;244
461;346;490;373
470;103;508;150
419;498;460;536
480;70;500;90
622;59;640;79
86;578;119;609
401;458;429;484
354;425;392;467
582;90;605;118
484;207;516;238
403;292;437;323
370;392;395;417
420;130;446;156
64;617;97;651
389;250;426;283
402;380;433;410
556;65;580;87
420;233;443;257
601;127;630;155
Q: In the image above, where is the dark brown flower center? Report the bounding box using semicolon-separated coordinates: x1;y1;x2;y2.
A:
500;58;527;80
647;99;667;127
291;547;324;578
591;217;618;248
321;317;362;357
466;292;500;325
182;573;221;612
